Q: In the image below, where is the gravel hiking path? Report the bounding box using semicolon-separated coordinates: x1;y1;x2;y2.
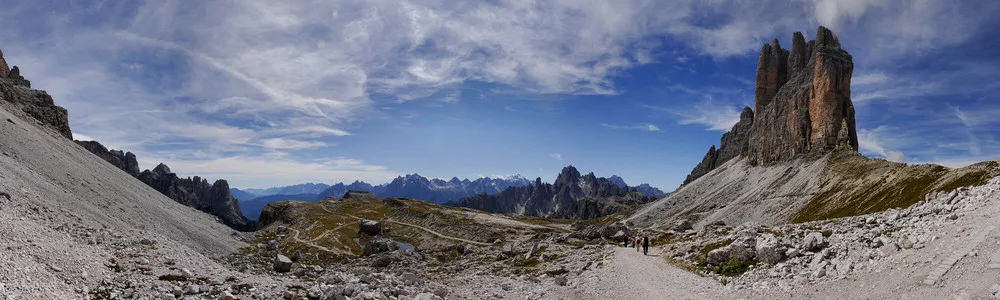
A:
318;206;493;246
382;220;493;246
560;246;729;300
286;227;351;255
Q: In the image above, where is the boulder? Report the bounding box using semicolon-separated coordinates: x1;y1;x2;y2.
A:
371;256;392;268
362;238;399;256
673;219;694;232
274;255;293;273
706;247;731;266
755;234;785;265
729;243;755;262
359;220;381;235
802;232;826;252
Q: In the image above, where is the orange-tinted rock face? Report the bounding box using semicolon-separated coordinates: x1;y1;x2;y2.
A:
683;26;859;184
754;40;789;118
808;26;856;152
750;26;858;165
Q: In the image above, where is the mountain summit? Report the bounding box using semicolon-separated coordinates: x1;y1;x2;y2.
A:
452;166;656;219
684;26;858;185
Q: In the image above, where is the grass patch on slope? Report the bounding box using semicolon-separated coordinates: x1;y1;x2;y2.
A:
791;154;1000;223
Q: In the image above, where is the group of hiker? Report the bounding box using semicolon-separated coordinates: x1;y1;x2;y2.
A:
627;232;650;255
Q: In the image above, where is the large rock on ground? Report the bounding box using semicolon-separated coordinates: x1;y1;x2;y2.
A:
359;220;381;236
362;238;399;256
706;247;731;266
755;234;785;265
273;254;293;272
802;232;826;252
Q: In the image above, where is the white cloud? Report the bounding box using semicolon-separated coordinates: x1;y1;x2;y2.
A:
857;126;906;163
953;107;982;156
852;71;890;86
141;155;398;188
668;101;743;132
814;0;884;28
601;123;662;132
550;153;563;161
72;133;95;141
260;138;327;150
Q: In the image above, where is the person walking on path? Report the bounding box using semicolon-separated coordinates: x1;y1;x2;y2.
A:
642;234;650;256
635;233;641;252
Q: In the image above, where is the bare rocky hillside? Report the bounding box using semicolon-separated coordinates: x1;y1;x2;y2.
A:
629;151;1000;230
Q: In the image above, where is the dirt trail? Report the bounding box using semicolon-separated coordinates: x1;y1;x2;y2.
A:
562;246;730;300
383;220;492;246
286;228;351;255
318;205;492;246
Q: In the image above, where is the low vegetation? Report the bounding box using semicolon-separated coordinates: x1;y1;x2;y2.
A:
791;153;1000;223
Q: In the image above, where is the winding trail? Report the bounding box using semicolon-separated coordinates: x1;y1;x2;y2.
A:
382;219;492;246
562;246;728;299
317;205;492;246
285;227;351;255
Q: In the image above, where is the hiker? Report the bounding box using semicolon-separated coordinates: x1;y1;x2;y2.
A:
635;233;641;252
642;234;650;255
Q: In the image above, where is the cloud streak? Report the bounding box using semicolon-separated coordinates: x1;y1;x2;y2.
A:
601;123;663;132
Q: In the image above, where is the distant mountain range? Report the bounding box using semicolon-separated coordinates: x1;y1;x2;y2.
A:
451;166;660;219
233;172;664;220
239;183;331;197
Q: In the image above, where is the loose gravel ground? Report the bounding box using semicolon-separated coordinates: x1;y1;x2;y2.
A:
558;246;726;300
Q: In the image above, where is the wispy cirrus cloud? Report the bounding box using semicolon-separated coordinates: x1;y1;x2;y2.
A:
0;0;997;188
857;126;906;163
601;123;663;132
645;100;744;132
550;153;564;161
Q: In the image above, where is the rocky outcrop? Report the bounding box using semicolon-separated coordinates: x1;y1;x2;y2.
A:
74;141;140;177
75;140;254;231
683;26;859;184
0;55;70;139
138;164;253;231
6;66;30;88
0;49;9;78
452;166;655;219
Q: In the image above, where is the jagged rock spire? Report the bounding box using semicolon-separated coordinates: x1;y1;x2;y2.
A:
683;26;859;184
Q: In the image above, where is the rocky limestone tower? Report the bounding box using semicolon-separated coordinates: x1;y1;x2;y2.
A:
807;27;858;153
754;39;789;117
683;26;859;184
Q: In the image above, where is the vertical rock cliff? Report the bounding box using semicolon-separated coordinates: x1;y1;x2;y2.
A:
683;26;859;184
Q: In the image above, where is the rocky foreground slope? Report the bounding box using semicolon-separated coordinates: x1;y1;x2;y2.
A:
638;176;1000;299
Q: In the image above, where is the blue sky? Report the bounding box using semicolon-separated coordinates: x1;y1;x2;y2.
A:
1;0;999;191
